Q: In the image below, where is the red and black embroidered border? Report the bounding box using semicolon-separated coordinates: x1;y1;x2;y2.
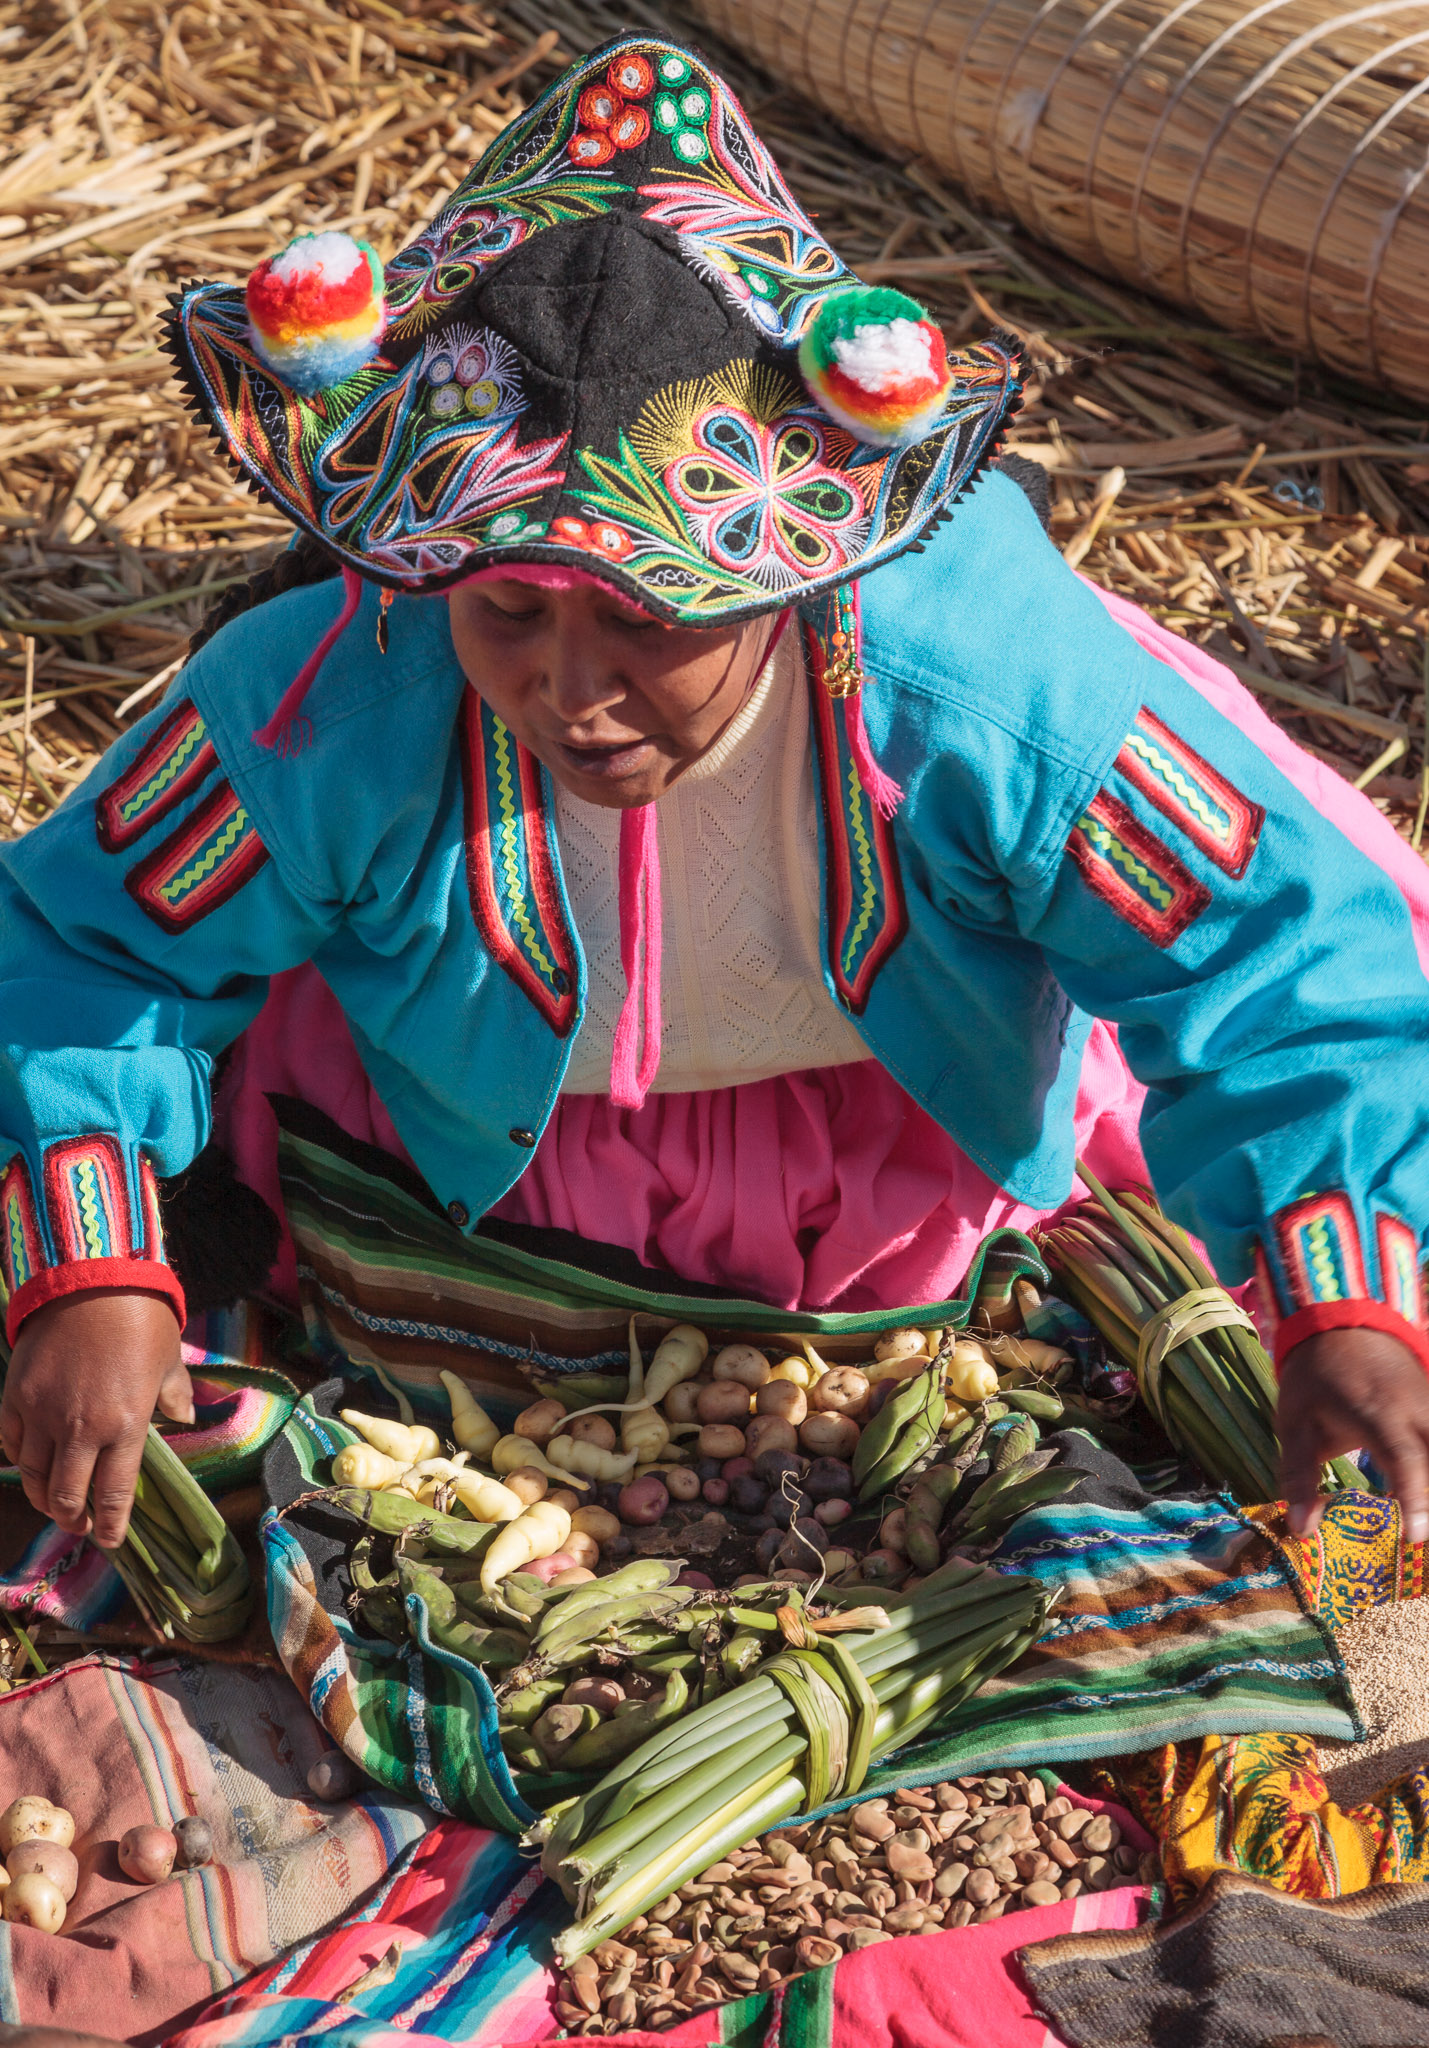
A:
458;690;579;1036
96;701;218;853
1116;708;1264;879
1067;792;1211;948
125;780;270;933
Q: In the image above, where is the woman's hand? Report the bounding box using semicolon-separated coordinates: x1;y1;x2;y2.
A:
0;1292;192;1547
1277;1327;1429;1545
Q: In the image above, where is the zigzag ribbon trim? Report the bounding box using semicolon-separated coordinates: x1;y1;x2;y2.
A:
1274;1190;1370;1310
458;690;579;1036
1116;707;1264;880
0;1154;42;1298
1376;1211;1427;1329
1068;791;1210;948
803;603;907;1013
96;701;217;853
125;779;269;933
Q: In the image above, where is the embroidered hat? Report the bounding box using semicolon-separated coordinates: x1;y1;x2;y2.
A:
162;34;1020;626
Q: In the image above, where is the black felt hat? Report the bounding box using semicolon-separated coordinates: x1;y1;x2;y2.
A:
163;35;1020;625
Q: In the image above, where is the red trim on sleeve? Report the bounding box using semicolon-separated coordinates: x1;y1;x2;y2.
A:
5;1258;186;1346
1274;1300;1429;1378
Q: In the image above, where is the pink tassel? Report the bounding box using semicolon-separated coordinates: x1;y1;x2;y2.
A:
252;565;363;754
846;686;903;820
609;802;663;1111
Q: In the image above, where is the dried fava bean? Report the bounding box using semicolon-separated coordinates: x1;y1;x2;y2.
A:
934;1862;969;1899
1055;1808;1090;1842
795;1935;841;1970
963;1868;999;1907
1080;1814;1117;1855
1019;1880;1062;1909
848;1802;894;1842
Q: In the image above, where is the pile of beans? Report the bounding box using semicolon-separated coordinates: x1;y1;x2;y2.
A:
552;1771;1159;2032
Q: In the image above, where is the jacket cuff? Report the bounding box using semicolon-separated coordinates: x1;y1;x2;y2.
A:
1274;1301;1429;1378
5;1259;186;1346
0;1139;184;1346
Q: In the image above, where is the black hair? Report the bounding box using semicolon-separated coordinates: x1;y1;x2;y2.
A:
184;530;340;666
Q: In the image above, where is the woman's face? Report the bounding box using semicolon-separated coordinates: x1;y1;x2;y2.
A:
447;576;777;808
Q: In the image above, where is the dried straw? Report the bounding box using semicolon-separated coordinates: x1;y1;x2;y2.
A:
688;0;1429;407
1;0;1426;858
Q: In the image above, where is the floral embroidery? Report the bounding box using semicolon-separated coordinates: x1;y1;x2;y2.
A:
1116;708;1264;879
1068;793;1211;947
164;34;1019;614
96;700;217;853
125;780;270;933
803;597;906;1010
1274;1192;1369;1309
458;690;579;1036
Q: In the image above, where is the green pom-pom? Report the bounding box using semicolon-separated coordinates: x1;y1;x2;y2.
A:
798;285;931;378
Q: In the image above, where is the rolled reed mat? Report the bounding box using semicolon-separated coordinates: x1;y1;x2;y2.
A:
688;0;1429;402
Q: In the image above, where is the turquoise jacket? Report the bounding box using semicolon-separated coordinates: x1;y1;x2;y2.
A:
1;470;1426;1362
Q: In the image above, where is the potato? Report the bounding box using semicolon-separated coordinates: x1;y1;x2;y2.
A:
118;1824;177;1886
823;1546;858;1576
662;1381;704;1424
527;1551;580;1584
547;1488;583;1513
173;1817;213;1871
6;1841;78;1901
4;1873;64;1932
710;1344;770;1390
755;1380;807;1425
859;1548;905;1584
697;1423;746;1461
814;1497;852;1527
505;1467;549;1506
665;1465;702;1501
307;1753;360;1801
880;1506;908;1554
617;1475;669;1525
745;1414;798;1460
568;1414;617;1452
563;1677;624;1714
564;1530;600;1569
695;1381;750;1426
769;1356;815;1388
809;1367;870;1418
551;1566;596;1586
873;1329;928;1364
569;1504;621;1545
512;1398;566;1445
799;1411;860;1459
0;1799;73;1854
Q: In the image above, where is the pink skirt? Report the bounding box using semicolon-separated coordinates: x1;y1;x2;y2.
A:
215;589;1429;1315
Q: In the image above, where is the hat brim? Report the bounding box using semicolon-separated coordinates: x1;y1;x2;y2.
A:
161;35;1021;625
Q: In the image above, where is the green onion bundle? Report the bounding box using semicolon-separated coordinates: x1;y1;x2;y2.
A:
532;1558;1051;1964
103;1426;252;1644
1041;1169;1360;1504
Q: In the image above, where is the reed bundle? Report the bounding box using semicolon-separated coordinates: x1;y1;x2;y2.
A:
687;0;1429;407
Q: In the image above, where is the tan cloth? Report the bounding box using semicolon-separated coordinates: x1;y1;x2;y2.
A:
554;629;868;1093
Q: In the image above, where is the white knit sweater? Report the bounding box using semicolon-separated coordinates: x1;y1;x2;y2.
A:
554;631;868;1093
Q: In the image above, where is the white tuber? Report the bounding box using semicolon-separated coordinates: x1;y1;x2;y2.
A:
439;1371;500;1458
338;1411;441;1465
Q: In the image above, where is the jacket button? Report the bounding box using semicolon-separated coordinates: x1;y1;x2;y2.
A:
552;969;571;996
447;1199;469;1228
509;1127;536;1148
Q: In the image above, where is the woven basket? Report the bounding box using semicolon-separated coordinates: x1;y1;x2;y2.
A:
688;0;1429;402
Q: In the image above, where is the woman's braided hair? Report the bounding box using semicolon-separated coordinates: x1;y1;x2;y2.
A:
184;531;340;665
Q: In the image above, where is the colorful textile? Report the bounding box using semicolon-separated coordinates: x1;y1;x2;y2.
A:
163;37;1017;616
3;483;1428;1346
275;1097;1052;1397
1105;1496;1429;1907
1;1134;182;1342
0;1306;296;1633
1019;1869;1429;2048
172;1865;1149;2048
263;1382;1357;1835
0;1648;432;2038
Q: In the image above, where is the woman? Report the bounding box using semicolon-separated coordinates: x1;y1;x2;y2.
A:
0;35;1426;1559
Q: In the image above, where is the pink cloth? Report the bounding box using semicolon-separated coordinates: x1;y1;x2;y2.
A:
491;1038;1146;1312
215;588;1429;1314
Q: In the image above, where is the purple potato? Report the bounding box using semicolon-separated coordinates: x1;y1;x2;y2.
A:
802;1456;853;1500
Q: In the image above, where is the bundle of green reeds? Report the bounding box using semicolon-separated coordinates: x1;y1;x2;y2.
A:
1041;1169;1360;1504
104;1426;252;1643
531;1556;1052;1964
